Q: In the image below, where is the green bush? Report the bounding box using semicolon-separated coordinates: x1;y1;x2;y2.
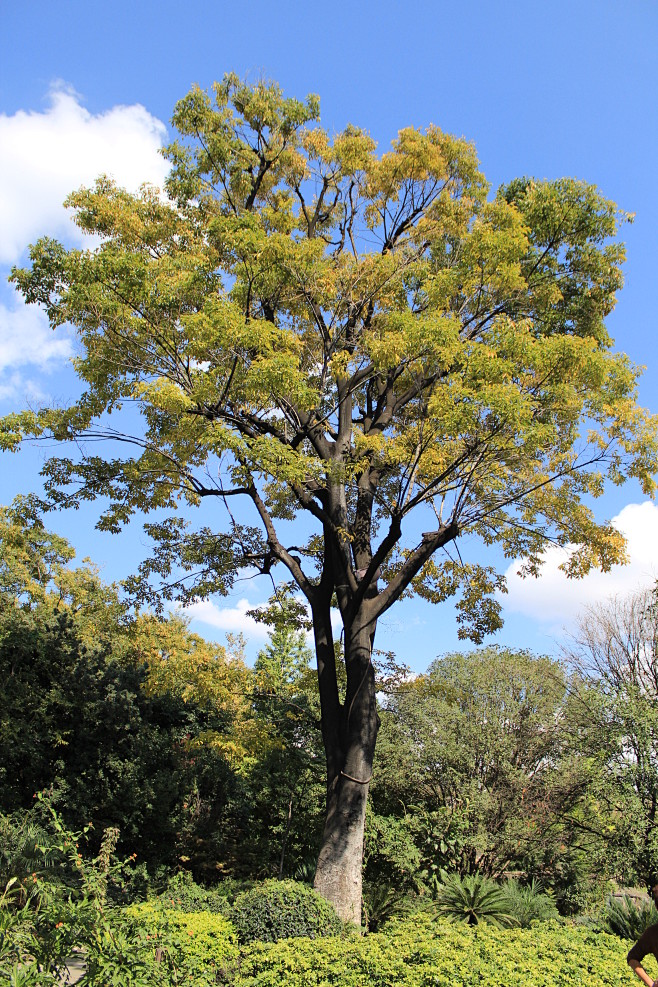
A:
232;913;646;986
153;871;238;913
230;879;344;943
0;803;157;987
604;893;657;940
0;797;238;987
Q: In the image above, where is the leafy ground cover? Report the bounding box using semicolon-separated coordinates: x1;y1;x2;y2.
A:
123;903;238;968
0;801;649;986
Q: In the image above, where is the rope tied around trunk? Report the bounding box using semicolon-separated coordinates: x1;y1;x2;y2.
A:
340;769;372;785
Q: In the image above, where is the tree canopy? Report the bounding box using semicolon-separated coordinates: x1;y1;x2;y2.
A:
3;75;655;625
566;588;658;883
2;73;657;921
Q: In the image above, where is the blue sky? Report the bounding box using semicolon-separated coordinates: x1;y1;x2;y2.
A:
1;0;657;669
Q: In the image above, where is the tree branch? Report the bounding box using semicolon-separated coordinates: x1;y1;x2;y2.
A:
248;483;315;599
371;520;459;621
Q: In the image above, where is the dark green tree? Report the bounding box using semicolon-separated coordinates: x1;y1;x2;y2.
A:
247;605;325;878
0;503;240;874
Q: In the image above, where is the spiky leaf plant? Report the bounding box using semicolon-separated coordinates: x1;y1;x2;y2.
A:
502;879;559;927
434;873;518;928
605;894;657;940
362;882;416;932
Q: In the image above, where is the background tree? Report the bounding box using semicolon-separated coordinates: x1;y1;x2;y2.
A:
566;587;658;883
371;649;596;890
0;502;249;875
3;74;657;921
247;606;326;878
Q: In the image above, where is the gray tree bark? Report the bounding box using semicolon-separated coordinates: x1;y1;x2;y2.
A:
313;612;378;925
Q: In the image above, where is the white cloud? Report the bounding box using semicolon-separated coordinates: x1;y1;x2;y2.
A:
503;501;658;627
0;296;73;373
0;295;75;402
0;371;46;404
184;594;344;649
0;84;169;265
184;598;271;640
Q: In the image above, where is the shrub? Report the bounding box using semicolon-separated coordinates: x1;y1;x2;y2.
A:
502;878;559;927
230;879;344;943
432;872;517;927
0;802;156;986
0;799;243;986
604;893;657;940
232;913;646;986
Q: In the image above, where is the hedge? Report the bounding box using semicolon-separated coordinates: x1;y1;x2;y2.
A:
231;914;647;986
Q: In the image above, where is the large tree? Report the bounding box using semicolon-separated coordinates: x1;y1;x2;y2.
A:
2;75;657;922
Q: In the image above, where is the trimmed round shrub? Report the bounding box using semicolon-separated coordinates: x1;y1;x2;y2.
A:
230;879;344;943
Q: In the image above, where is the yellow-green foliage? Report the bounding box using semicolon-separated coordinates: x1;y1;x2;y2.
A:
118;907;651;985
123;902;238;968
232;914;640;986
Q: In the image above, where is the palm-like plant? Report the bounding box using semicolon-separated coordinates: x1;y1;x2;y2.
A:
605;895;657;940
434;873;518;928
0;814;55;905
362;882;416;932
502;879;559;927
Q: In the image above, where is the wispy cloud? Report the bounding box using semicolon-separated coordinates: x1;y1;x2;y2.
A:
183;594;344;649
183;598;271;640
0;371;46;404
0;296;75;403
0;297;73;373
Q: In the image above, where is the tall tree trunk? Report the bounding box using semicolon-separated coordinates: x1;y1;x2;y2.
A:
314;614;378;925
313;757;372;924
